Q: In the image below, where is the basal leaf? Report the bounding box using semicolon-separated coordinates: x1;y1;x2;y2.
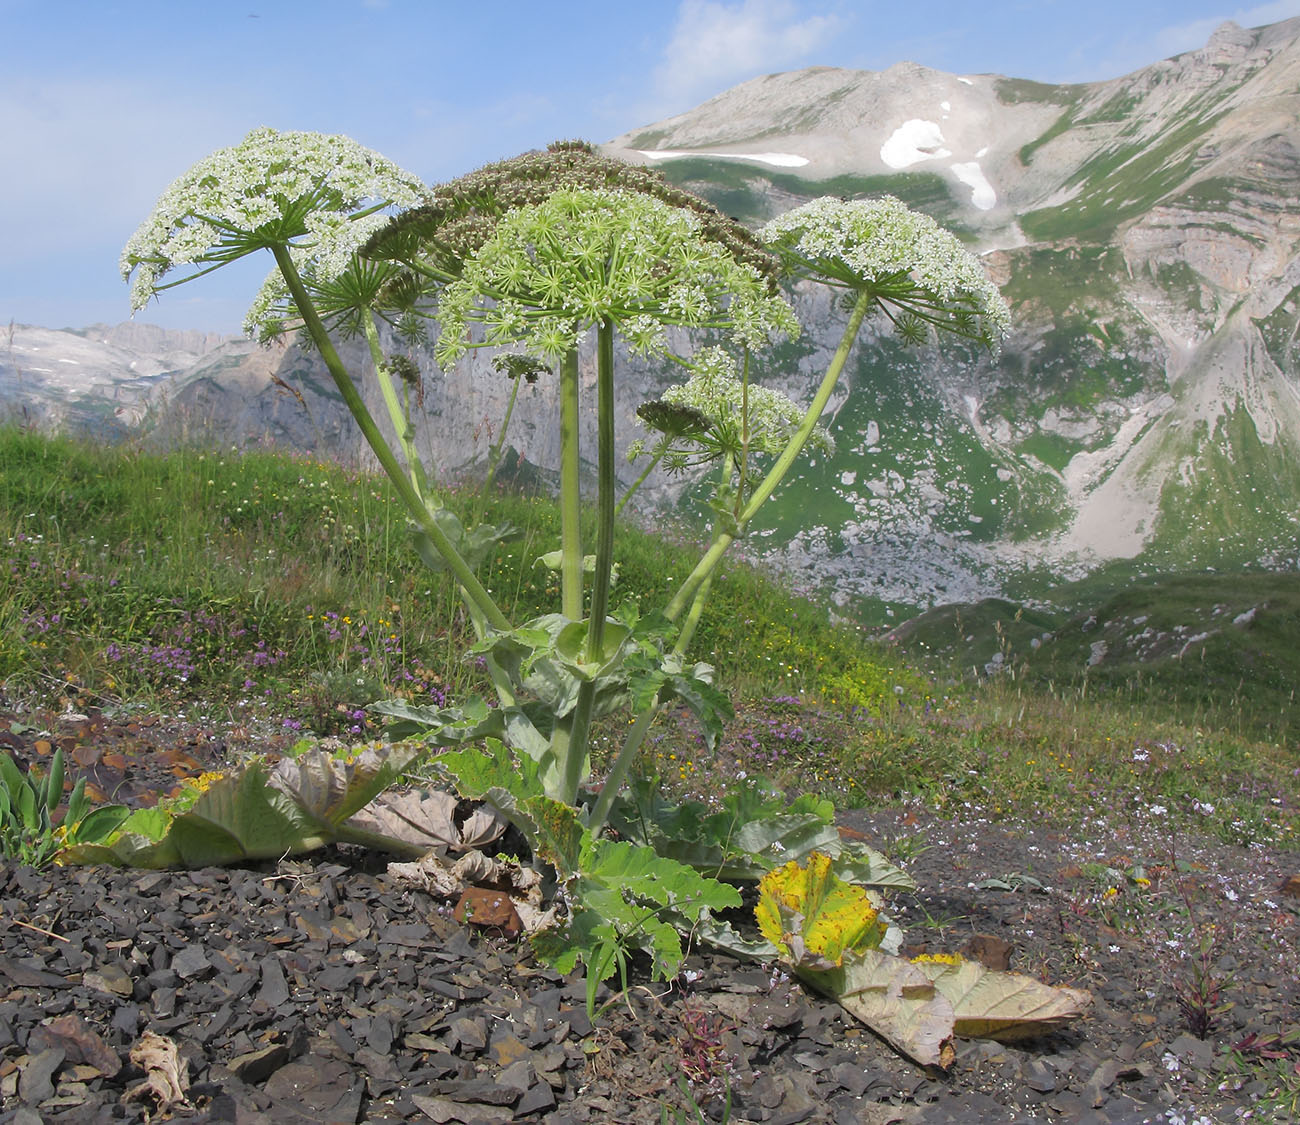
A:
756;853;886;966
819;949;957;1069
911;955;1092;1041
369;697;504;744
269;741;430;826
519;794;585;877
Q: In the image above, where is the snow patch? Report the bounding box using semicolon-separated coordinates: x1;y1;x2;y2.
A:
957;77;974;85
880;120;950;168
636;149;809;167
950;161;997;210
940;100;951;111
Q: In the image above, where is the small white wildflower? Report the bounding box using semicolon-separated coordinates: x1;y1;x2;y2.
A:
1262;898;1278;909
1224;888;1239;902
1109;944;1120;953
1149;804;1167;816
1133;748;1150;762
1163;1052;1181;1075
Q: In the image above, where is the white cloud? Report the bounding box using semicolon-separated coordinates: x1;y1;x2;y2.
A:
1153;0;1300;56
653;0;844;110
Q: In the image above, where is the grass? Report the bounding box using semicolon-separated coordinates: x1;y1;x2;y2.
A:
1;427;1295;850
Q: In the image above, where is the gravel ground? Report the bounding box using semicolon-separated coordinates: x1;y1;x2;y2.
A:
1;706;1297;1124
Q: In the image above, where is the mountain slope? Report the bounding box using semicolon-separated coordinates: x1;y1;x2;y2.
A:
603;17;1300;610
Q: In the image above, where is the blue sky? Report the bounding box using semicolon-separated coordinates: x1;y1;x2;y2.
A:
4;0;1299;334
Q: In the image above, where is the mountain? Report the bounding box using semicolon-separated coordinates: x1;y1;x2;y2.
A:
5;18;1299;620
600;17;1300;612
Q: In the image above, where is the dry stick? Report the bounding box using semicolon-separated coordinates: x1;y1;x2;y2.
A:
3;913;69;941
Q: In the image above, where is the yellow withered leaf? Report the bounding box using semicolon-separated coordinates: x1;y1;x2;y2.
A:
755;852;886;968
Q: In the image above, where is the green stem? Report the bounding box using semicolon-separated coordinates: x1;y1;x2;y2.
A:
615;447;666;517
586;320;616;659
559;346;583;621
562;320;618;806
664;289;874;622
586;704;659;835
483;374;523;493
362;310;425;501
271;245;509;632
737;289;873;525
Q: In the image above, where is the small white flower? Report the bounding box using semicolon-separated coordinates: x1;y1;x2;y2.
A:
1149;804;1167;816
1133;748;1150;762
1163;1052;1181;1074
1109;944;1120;953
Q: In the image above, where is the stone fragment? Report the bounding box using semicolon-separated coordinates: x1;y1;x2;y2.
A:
227;1043;292;1084
410;1094;514;1123
1024;1058;1057;1093
515;1079;557;1115
263;1055;363;1123
82;963;133;997
18;1047;65;1104
961;933;1013;971
256;956;291;1010
171;945;213;981
0;957;71;989
28;1015;120;1077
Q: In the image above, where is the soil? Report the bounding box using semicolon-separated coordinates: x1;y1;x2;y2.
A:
1;704;1297;1124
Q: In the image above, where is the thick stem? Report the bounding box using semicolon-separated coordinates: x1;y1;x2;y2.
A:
586;320;617;659
561;321;618;806
737;289;873;525
271;245;509;632
558;346;583;621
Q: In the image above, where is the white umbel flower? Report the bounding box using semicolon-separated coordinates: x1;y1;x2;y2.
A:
122;127;427;313
436;188;797;366
761;197;1010;344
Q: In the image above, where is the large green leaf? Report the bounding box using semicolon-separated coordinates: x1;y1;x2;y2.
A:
606;780;914;889
269;741;431;826
368;697;506;744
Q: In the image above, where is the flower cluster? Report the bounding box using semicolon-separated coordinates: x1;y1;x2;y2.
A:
121;127;428;312
434;188;797;366
760;197;1010;344
636;346;833;470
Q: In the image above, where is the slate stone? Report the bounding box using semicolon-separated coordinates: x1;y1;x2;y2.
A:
19;1047;65;1105
82;963;134;998
172;945;214;980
